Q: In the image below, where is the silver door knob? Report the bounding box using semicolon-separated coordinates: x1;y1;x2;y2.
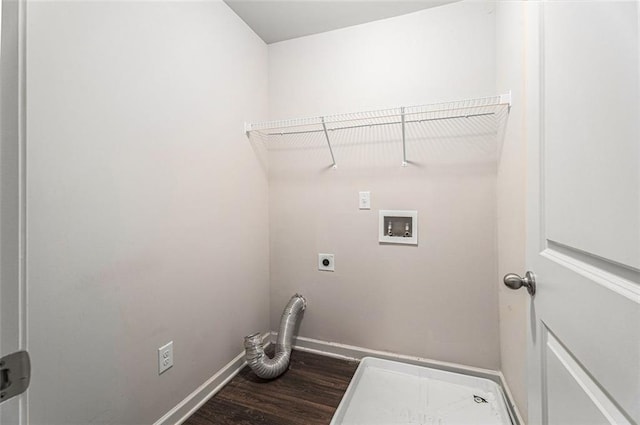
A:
503;271;536;296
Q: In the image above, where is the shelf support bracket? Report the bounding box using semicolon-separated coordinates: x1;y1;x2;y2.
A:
401;107;408;167
499;91;512;112
321;117;337;169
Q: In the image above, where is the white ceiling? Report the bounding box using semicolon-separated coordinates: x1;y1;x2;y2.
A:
224;0;459;44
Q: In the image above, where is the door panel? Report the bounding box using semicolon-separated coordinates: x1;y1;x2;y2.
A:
544;0;639;269
538;254;639;420
526;1;640;424
544;328;631;425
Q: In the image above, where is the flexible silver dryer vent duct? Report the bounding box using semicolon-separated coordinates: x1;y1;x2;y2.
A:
243;294;307;379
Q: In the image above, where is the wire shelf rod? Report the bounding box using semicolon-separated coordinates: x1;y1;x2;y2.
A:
263;111;497;137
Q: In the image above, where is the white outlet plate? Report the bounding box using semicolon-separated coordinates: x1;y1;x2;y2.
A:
158;341;174;375
318;253;335;272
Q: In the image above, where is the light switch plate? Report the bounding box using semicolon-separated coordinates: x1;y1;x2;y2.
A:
158;341;173;375
359;191;371;210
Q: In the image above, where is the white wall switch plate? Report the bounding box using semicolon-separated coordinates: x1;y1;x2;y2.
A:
158;341;174;375
359;191;371;210
318;253;335;271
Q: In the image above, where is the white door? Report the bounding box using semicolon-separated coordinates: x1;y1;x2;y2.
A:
523;1;640;424
0;0;27;423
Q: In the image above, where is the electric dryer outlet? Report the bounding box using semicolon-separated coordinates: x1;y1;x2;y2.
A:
318;254;335;271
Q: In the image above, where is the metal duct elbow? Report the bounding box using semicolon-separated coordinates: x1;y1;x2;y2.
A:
243;294;307;380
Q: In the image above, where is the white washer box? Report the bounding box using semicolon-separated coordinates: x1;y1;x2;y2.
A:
379;210;418;245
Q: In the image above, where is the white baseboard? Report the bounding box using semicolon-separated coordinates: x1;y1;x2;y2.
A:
277;332;524;425
279;332;500;380
153;332;270;425
497;371;526;425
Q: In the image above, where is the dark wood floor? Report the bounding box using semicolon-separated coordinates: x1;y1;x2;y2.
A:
184;350;359;425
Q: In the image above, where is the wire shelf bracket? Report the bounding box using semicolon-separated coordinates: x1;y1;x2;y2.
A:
500;90;512;111
321;117;337;169
401;106;407;167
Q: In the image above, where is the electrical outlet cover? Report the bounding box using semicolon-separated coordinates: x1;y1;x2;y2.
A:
158;341;174;375
318;253;335;272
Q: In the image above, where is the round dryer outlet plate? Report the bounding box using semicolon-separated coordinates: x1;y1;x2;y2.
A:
318;254;335;272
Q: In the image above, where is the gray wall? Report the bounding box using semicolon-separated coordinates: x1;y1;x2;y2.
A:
25;1;269;424
267;1;502;370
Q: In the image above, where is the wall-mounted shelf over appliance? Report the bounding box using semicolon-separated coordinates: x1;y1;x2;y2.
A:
245;93;511;169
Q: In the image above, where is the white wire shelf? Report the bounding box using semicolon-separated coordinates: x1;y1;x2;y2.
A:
245;93;511;168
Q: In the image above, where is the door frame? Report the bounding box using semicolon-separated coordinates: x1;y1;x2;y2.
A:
524;1;544;423
0;0;28;422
